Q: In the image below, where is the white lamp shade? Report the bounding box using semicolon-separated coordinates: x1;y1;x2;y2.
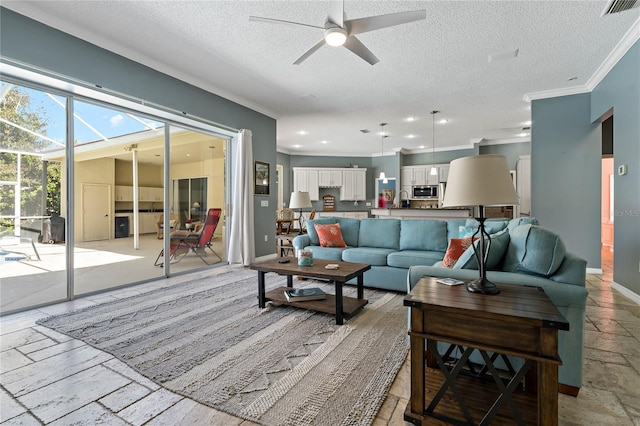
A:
442;155;517;207
289;191;312;209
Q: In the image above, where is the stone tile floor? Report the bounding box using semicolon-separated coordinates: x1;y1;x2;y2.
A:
1;250;639;425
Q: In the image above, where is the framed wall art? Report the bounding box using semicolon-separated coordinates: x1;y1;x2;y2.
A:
254;161;270;195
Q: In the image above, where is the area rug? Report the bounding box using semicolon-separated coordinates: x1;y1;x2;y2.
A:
36;267;409;425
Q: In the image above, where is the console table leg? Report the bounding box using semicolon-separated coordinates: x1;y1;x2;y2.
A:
357;273;364;299
286;275;293;288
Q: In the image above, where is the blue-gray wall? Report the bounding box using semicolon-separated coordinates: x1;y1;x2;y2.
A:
1;8;277;257
532;40;639;296
532;94;601;269
592;40;640;296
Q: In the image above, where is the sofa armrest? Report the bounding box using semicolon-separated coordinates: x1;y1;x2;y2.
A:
293;235;310;252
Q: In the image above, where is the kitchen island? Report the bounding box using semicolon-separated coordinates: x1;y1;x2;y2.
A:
370;207;472;220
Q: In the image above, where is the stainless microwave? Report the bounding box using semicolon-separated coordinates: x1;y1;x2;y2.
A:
412;185;438;199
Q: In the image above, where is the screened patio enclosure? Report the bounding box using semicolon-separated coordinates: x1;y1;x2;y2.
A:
1;78;230;315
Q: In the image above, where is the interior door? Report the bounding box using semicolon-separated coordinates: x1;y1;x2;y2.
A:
82;183;110;241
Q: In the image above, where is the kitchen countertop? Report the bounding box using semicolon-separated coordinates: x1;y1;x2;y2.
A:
370;207;472;219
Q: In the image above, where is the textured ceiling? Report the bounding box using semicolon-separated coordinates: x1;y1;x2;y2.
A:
4;1;639;157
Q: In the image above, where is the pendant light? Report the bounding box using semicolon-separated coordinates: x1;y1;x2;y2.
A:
379;122;388;183
430;111;439;176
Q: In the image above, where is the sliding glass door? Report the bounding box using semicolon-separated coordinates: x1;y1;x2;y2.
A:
0;79;67;313
1;76;230;315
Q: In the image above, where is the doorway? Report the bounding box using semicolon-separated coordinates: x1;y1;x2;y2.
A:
82;183;111;242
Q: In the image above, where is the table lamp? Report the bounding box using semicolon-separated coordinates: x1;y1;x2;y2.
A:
289;191;312;235
442;155;517;294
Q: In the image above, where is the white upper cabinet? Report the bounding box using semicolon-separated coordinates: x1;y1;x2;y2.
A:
293;168;319;201
318;169;343;187
340;169;367;201
401;166;428;186
438;165;449;183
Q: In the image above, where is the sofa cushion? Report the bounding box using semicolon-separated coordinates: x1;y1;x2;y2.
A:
342;247;396;266
459;219;509;238
399;220;448;252
314;223;346;247
387;251;444;269
334;217;360;247
442;238;474;268
358;219;401;250
454;228;510;270
507;217;539;234
305;218;337;245
303;245;345;261
502;224;566;276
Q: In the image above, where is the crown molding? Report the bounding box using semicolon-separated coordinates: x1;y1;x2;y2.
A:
524;16;640;103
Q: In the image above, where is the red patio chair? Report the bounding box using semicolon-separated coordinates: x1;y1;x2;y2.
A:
154;208;222;266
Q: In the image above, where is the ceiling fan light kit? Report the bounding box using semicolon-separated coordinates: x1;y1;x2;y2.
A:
250;1;426;65
324;27;347;46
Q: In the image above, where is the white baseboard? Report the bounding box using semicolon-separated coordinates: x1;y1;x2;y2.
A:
587;267;603;275
612;282;640;305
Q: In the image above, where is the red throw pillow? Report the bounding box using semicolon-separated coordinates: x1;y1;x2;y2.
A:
441;238;474;268
314;223;347;248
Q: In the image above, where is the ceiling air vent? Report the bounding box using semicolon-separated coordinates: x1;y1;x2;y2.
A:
602;0;638;15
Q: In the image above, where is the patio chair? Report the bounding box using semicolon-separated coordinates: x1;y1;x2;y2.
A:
154;208;222;266
156;213;180;239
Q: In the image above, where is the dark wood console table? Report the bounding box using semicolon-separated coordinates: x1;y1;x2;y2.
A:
404;276;569;425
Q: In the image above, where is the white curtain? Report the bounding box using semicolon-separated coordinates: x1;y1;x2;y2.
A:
228;129;255;265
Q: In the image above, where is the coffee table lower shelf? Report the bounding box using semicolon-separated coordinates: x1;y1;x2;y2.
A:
265;286;368;318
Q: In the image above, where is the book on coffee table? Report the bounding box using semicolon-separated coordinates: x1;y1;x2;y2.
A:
284;287;326;302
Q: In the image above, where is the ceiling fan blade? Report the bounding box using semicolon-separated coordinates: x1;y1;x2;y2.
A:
249;15;324;30
346;10;426;35
343;36;379;65
293;39;326;65
327;0;344;27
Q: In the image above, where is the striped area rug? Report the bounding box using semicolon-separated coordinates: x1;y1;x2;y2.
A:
37;267;409;425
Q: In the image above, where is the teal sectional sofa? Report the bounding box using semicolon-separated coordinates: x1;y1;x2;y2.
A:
293;216;588;393
292;216;522;292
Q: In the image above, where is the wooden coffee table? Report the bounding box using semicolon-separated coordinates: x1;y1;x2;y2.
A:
250;258;371;325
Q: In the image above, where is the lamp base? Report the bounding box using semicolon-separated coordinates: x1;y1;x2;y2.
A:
466;277;500;295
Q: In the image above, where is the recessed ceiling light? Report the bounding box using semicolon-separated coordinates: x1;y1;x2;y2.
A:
405;116;416;122
418;145;425;149
518;132;529;137
186;153;191;157
298;130;308;135
321;140;328;144
407;134;416;139
523;120;532;126
438;119;448;124
293;144;302;148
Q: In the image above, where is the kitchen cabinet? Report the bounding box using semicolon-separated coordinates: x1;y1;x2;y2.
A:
340;169;367;201
115;186;163;202
438;165;449;183
293;168;319;201
516;155;531;217
115;185;133;201
138;187;163;202
139;213;159;234
401;166;428;186
426;166;439;185
318;169;342;187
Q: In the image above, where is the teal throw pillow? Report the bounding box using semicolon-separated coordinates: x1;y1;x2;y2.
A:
453;228;511;270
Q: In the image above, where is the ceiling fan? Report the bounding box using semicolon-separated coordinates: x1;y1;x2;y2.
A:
249;1;426;65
